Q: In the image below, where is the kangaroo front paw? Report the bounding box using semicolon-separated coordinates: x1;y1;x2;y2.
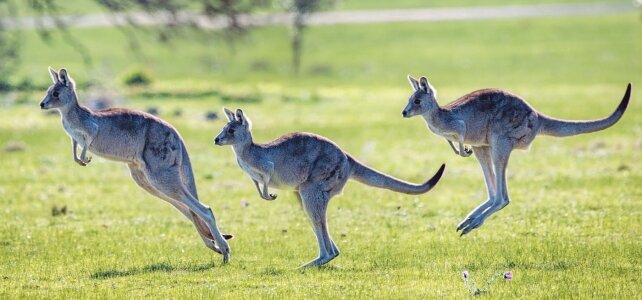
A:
82;156;92;165
74;158;87;166
462;147;473;157
260;193;277;201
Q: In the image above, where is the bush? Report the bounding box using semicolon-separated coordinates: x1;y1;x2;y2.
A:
121;68;153;87
0;80;11;92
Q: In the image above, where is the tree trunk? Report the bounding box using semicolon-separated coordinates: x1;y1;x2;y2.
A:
291;13;305;74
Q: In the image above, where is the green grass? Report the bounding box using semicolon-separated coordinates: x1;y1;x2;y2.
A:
1;12;641;299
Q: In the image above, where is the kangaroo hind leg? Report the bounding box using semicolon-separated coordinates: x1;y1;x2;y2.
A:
457;146;496;233
298;183;339;268
460;141;512;235
128;164;228;253
138;164;231;263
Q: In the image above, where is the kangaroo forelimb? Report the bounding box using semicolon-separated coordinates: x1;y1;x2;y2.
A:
447;139;473;157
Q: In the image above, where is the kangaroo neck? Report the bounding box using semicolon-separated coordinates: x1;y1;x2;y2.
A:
421;105;447;125
231;138;255;158
59;100;90;122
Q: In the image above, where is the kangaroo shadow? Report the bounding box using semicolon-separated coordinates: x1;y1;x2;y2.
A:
90;261;218;279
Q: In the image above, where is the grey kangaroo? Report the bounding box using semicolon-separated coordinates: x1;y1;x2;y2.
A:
214;108;445;267
40;67;232;263
402;75;631;236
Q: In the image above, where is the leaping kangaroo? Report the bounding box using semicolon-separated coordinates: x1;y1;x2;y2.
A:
40;67;233;263
402;75;631;236
214;108;445;267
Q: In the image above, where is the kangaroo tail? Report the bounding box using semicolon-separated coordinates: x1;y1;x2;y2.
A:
538;83;631;137
348;155;445;195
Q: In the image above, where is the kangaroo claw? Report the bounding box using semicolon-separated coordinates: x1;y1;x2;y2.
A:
456;217;472;232
461;147;473;157
261;193;277;201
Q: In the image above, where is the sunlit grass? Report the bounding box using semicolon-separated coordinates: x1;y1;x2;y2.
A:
0;11;640;299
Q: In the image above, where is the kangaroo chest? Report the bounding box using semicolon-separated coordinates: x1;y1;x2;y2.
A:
426;121;457;140
62;118;90;145
236;157;262;181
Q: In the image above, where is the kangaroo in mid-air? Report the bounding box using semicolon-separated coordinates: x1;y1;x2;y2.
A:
214;108;445;267
40;67;233;263
402;75;631;236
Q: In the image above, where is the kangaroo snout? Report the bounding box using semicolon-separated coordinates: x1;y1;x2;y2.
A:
39;101;45;109
402;110;409;118
214;137;221;145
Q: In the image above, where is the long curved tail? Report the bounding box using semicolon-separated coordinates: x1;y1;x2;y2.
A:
348;155;445;195
538;83;631;137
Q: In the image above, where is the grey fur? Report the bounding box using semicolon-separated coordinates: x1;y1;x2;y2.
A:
40;67;233;263
402;75;631;235
214;108;445;267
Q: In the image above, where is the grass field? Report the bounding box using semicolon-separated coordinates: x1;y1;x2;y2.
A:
0;8;641;299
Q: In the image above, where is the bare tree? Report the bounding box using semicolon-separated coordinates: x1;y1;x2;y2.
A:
280;0;334;74
93;0;268;52
0;0;268;90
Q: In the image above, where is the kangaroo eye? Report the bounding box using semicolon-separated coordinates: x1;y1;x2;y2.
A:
414;99;421;105
53;91;59;97
227;128;235;134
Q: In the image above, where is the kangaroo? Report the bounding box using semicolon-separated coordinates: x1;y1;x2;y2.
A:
402;75;631;236
39;67;233;263
213;108;445;267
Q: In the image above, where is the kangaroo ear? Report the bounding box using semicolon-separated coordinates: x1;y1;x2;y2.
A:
58;68;74;87
236;108;252;129
223;108;235;122
407;75;420;91
48;67;59;84
235;109;245;124
419;76;430;92
419;76;437;97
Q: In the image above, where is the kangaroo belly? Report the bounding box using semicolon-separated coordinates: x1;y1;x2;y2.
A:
89;136;140;162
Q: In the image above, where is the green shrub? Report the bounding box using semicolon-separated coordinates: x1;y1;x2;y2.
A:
121;68;153;87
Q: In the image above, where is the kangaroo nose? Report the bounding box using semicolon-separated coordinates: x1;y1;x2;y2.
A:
402;110;407;117
214;137;220;144
40;102;45;109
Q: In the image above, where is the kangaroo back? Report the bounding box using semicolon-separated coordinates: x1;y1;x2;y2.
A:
348;155;445;195
538;84;631;137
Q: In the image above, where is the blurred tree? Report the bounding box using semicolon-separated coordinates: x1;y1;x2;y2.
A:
0;0;95;90
0;0;21;89
280;0;335;74
0;0;268;89
93;0;269;53
0;0;335;88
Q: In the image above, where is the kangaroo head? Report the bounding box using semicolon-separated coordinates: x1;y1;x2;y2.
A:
40;67;77;110
214;108;253;146
402;75;438;118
